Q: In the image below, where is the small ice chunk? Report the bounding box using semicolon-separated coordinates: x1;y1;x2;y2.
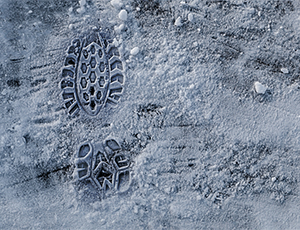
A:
111;0;123;8
136;7;140;11
281;68;289;74
130;47;139;55
254;81;267;94
119;9;128;21
188;13;194;22
28;10;33;14
175;17;182;26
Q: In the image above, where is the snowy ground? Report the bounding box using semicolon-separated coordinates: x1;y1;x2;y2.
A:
1;0;300;229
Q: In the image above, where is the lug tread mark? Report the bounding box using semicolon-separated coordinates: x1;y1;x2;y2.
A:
74;139;131;196
61;79;74;89
65;99;74;109
110;59;123;71
61;32;125;116
111;73;124;84
62;68;74;78
107;46;120;59
69;103;79;115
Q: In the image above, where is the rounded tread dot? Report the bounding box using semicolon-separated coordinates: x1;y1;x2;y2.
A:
81;77;87;88
81;63;87;73
90;57;96;68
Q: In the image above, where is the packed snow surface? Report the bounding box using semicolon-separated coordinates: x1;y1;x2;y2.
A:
1;0;300;229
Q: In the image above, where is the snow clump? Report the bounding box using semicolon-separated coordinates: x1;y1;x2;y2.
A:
188;13;194;22
114;24;125;34
77;0;86;14
119;9;128;21
254;81;267;94
175;17;182;26
281;68;289;74
111;0;123;8
130;47;139;56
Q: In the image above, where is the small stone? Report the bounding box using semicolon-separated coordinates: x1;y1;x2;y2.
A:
119;9;128;21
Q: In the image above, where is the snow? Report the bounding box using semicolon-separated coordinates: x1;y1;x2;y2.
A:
130;47;139;56
254;81;267;94
1;0;300;229
118;9;128;21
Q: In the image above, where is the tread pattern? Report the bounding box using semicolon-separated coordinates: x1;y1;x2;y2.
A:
74;138;131;193
60;32;125;116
